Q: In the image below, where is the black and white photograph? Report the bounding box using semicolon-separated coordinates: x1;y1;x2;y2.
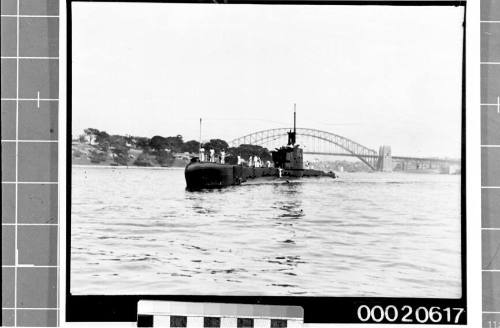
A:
69;1;465;301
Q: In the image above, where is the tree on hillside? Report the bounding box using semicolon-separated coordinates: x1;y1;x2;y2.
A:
109;135;130;165
229;144;272;162
182;140;200;153
124;135;134;147
135;137;151;153
203;139;229;153
150;136;167;152
110;134;127;148
95;130;110;144
111;145;129;166
84;128;100;144
94;130;110;151
165;135;184;152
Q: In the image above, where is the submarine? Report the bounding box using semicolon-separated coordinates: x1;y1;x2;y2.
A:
185;108;336;190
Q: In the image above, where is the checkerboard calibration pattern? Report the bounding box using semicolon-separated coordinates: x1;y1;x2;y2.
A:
1;0;59;326
481;0;500;326
137;301;304;328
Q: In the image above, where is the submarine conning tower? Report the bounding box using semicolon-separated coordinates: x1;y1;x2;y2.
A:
271;105;304;170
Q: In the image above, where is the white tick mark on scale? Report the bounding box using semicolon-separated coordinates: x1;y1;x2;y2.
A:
37;91;40;108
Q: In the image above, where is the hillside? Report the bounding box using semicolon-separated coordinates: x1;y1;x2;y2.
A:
71;142;190;167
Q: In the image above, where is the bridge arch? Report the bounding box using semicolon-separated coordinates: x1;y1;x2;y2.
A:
230;128;379;170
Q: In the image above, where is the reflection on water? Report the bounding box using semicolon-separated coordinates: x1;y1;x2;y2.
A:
71;167;461;297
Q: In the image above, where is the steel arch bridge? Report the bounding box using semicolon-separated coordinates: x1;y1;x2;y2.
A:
230;128;379;170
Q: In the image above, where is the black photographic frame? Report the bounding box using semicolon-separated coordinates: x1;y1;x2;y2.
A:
65;0;467;323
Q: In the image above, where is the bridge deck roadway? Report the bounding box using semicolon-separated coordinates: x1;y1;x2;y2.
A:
303;152;461;164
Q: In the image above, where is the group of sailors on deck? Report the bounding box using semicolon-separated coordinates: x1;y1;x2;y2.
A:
238;155;271;168
199;148;225;163
199;148;272;168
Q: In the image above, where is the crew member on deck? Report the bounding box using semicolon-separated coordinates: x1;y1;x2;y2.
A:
254;156;260;168
199;148;205;162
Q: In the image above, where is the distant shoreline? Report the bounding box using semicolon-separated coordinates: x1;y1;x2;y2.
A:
72;164;184;170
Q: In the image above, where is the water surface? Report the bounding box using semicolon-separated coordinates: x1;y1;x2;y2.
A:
71;167;461;297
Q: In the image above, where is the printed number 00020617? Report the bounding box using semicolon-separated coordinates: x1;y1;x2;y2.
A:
357;305;465;324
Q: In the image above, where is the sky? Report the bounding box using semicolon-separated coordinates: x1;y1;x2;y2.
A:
72;3;464;158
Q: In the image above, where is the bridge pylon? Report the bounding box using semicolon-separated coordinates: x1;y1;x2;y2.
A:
377;145;393;172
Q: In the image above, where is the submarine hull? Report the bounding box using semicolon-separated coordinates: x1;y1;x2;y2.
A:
184;162;235;190
185;162;335;190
